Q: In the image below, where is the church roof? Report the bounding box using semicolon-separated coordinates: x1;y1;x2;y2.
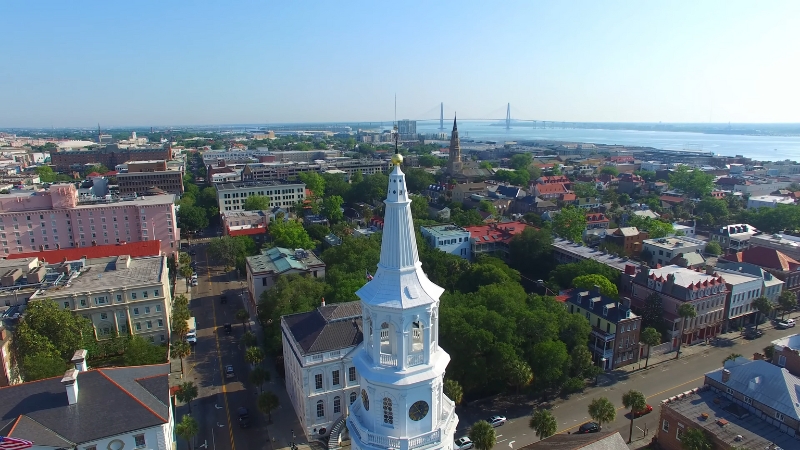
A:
282;302;363;355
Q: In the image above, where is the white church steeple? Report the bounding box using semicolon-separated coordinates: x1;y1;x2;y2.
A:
348;153;459;450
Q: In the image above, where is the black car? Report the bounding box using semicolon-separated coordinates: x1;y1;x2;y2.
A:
745;328;764;340
577;422;601;434
224;323;232;334
189;250;197;256
237;407;250;428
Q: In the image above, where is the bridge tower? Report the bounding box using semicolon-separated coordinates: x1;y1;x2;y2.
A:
505;103;511;130
439;102;444;130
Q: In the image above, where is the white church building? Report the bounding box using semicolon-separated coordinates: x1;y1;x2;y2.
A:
281;153;459;449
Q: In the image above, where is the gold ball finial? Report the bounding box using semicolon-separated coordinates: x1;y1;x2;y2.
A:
391;153;404;165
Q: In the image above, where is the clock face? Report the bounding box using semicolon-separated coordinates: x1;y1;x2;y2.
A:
361;389;370;411
409;400;429;421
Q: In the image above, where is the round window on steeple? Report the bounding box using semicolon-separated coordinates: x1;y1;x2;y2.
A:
361;389;370;411
409;401;429;421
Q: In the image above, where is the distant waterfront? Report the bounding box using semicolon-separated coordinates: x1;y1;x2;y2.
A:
415;121;800;162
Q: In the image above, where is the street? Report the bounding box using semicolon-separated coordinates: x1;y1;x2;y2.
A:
454;321;800;449
176;242;270;450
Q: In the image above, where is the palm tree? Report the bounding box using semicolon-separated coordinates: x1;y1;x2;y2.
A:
180;265;194;289
640;327;661;369
622;390;647;444
507;360;534;393
245;346;264;367
236;309;251;330
675;303;697;359
468;420;496;450
444;378;463;405
723;353;743;365
587;397;616;428
778;290;797;319
170;341;192;378
680;428;712;450
175;415;199;450
242;330;258;347
249;366;270;393
752;296;773;331
176;381;198;414
528;409;557;441
257;391;280;423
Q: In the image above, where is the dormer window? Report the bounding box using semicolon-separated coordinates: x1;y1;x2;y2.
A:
602;306;609;317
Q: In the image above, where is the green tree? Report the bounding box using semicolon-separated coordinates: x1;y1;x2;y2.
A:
444;378;463;405
269;219;315;249
410;195;431;220
723;353;743;365
322;195;345;223
675;303;697;359
763;345;775;360
123;335;166;366
641;292;667;338
404;168;436;193
705;241;722;256
178;205;209;233
258;274;328;352
242;330;258;347
696;198;729;225
506;359;534;393
573;182;599;199
176;382;199;414
245;346;264;366
588;397;616;427
669;166;714;198
752;296;773;331
243;194;271;211
779;290;797;319
572;274;618;298
530;340;569;390
627;215;674;239
510;153;533;170
622;390;647;443
570;345;594;378
170;341;192;378
19;353;68;381
680;428;712;450
236;309;251;330
180;265;194;289
640;327;661;369
552;206;586;242
528;409;557;440
549;259;619;289
257;391;280;423
468;421;496;450
175;415;199;450
299;172;326;197
600;166;619;176
478;200;497;217
250;366;270;393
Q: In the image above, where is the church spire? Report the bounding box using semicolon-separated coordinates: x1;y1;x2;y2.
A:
453;113;457;131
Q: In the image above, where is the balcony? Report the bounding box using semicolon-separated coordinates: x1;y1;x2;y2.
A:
591;328;615;341
590;344;614;360
407;353;424;367
380;354;397;366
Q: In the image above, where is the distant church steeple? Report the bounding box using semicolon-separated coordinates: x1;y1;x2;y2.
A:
447;114;462;175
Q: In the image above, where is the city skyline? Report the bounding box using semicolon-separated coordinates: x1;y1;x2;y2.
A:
2;1;799;127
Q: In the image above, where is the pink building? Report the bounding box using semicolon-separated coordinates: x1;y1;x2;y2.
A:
0;184;179;257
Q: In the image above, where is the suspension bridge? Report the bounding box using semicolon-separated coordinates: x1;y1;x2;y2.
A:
413;102;578;131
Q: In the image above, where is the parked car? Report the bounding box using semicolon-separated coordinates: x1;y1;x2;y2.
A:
777;319;796;329
225;365;235;379
487;416;507;427
237;407;250;428
224;323;232;334
189;250;196;256
633;404;653;417
577;422;601;434
454;437;474;450
745;328;764;339
185;332;197;345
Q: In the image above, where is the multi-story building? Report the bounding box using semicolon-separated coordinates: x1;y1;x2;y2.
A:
0;323;13;386
585;212;610;231
750;233;800;261
747;194;795;209
397;120;417;140
0;356;175;450
222;210;269;240
281;301;363;440
713;267;767;331
709;223;758;252
641;236;706;268
552;238;633;273
656;363;798;449
721;246;800;300
246;247;325;305
628;265;727;348
450;182;486;203
564;289;641;370
50;144;171;171
216;180;306;213
771;334;800;377
0;184;179;257
116;160;184;196
465;221;528;261
420;224;471;259
27;255;172;343
605;227;649;255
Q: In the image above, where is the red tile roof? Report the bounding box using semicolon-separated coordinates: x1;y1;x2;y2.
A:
586;213;609;223
537;175;570;184
732;247;800;272
466;221;529;245
536;183;569;194
561;193;577;201
229;227;267;237
87;172;101;177
659;195;685;204
7;240;162;263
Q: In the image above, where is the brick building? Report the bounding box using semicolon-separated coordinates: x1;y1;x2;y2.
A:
605;227;649;255
116;160;184;196
50;145;171;171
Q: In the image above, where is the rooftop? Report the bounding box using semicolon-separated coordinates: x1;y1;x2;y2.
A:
552;238;632;272
282;301;363;356
6;241;162;263
614;227;641;237
516;431;627;449
712;267;763;286
644;236;706;249
750;233;800;249
217;180;306;191
420;224;470;238
661;385;796;450
28;255;165;299
645;265;725;289
246;247;323;275
726;247;800;272
772;333;800;351
566;289;637;324
0;364;170;445
466;221;528;245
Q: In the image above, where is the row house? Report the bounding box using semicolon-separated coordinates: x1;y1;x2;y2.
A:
605;227;649;255
721;246;800;300
709;223;758;252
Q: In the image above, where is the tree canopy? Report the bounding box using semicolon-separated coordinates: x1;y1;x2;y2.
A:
551;206;586;242
669;166;714;198
572;274;619;298
269;219;315;249
243;195;271;211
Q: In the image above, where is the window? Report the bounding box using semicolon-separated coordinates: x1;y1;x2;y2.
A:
315;373;323;389
316;400;324;418
143;291;148;298
779;355;787;367
134;433;146;448
131;292;137;299
676;426;684;441
349;366;357;382
156;304;161;312
100;313;108;320
332;370;340;386
146;321;152;329
117;294;122;302
80;299;86;307
135;323;141;331
158;319;163;327
154;289;159;297
145;306;150;314
382;397;394;425
333;396;341;414
744;396;752;405
662;420;669;432
726;387;733;395
776;412;785;422
133;308;140;315
350;392;357;404
63;301;69;308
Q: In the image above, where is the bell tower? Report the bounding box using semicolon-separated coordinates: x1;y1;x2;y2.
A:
447;115;462;176
347;152;458;450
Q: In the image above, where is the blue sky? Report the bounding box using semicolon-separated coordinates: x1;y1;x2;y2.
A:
2;1;798;127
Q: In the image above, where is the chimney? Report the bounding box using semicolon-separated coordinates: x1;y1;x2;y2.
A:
71;349;88;372
706;265;715;275
721;369;731;383
321;297;326;307
61;369;79;405
621;297;632;309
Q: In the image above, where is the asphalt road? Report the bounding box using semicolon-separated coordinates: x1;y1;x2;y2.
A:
181;243;267;450
454;322;799;448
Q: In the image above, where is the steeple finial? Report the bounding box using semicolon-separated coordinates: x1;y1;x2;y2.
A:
453;113;457;131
